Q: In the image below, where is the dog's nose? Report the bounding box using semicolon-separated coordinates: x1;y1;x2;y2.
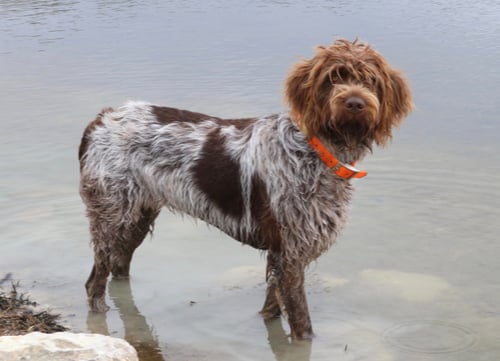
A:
345;97;365;112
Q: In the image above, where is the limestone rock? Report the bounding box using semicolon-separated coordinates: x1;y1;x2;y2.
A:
0;332;138;361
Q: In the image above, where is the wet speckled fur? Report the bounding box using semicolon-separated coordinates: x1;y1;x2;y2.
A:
79;39;412;340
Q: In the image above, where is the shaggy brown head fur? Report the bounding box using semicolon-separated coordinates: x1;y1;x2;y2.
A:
285;39;413;146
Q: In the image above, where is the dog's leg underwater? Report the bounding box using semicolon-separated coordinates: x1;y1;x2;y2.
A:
279;260;313;340
262;251;313;340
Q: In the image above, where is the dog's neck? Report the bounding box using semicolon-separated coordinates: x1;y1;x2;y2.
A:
290;114;372;165
315;128;373;165
307;136;368;179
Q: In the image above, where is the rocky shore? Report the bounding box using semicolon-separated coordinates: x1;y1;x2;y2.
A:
0;277;138;361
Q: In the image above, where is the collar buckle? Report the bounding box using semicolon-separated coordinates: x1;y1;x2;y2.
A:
334;162;366;179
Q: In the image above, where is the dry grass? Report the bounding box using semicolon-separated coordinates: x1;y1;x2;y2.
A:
0;275;68;336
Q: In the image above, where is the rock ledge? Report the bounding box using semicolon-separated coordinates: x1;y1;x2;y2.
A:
0;331;138;361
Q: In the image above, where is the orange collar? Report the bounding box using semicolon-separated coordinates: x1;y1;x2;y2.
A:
308;136;367;179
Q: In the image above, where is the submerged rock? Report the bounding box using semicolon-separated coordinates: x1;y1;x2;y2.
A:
0;332;138;361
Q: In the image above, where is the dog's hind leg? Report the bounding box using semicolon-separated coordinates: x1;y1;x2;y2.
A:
81;175;160;311
84;212;115;313
84;205;160;312
110;207;160;279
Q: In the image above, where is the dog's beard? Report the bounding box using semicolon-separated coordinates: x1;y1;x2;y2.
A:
323;115;376;150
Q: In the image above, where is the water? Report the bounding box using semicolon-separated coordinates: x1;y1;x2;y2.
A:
1;1;500;360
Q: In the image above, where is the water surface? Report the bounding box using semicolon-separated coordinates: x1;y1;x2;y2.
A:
1;1;499;360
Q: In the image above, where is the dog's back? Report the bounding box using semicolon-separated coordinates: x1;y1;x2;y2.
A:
79;103;290;251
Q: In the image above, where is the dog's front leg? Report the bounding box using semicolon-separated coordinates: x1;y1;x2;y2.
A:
274;253;313;340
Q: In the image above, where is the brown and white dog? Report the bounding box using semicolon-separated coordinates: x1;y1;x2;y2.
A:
79;39;412;340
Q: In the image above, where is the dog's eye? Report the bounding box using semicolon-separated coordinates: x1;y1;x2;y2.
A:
330;67;350;83
336;67;349;80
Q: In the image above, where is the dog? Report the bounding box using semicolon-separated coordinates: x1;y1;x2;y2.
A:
79;39;413;340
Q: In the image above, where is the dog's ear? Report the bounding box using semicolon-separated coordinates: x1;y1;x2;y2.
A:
375;68;413;146
285;60;312;133
388;69;413;127
285;54;330;138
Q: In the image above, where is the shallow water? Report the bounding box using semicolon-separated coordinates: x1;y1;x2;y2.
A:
1;0;500;360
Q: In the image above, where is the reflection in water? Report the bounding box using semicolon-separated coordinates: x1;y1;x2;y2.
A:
265;318;312;361
87;279;166;361
86;279;313;361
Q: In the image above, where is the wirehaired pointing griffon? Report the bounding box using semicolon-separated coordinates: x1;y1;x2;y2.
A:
79;39;412;340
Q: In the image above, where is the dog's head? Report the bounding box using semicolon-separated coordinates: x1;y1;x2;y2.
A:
285;39;413;146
